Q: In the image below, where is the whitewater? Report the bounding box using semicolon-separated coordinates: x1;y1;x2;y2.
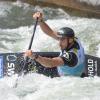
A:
0;1;100;100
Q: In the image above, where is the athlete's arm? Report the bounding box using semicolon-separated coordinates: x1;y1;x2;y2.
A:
39;21;58;40
25;50;78;68
35;51;78;68
33;12;58;40
24;50;64;68
35;56;64;68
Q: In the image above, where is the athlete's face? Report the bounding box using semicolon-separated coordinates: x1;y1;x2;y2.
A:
59;37;69;50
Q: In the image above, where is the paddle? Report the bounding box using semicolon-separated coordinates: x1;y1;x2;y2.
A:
20;17;38;74
14;18;38;88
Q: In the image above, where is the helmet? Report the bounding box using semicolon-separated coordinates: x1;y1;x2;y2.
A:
57;27;75;38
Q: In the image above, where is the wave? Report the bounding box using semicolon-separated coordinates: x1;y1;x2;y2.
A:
0;73;100;100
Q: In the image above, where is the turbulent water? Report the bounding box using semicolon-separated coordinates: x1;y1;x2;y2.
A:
0;1;100;100
1;74;100;100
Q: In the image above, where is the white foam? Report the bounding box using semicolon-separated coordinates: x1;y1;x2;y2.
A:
97;44;100;58
1;73;100;100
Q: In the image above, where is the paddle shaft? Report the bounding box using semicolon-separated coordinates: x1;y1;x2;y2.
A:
14;18;38;88
21;17;38;74
28;18;38;50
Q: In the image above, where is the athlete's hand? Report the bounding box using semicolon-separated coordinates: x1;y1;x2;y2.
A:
24;50;37;60
24;50;33;58
33;12;43;21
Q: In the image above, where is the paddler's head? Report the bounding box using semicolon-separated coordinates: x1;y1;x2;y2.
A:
57;27;75;50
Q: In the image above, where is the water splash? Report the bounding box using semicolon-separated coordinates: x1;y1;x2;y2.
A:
0;73;100;100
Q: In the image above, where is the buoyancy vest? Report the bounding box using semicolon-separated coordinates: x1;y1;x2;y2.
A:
57;38;85;76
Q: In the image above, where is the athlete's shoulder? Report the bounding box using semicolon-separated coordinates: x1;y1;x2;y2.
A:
60;50;78;67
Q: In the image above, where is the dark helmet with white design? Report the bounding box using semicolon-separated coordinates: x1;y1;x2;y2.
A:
57;27;75;38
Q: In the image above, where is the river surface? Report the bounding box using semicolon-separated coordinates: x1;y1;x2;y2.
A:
0;1;100;100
